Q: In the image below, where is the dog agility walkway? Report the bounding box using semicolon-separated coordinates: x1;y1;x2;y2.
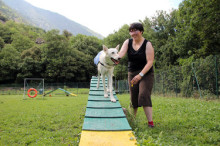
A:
79;76;137;145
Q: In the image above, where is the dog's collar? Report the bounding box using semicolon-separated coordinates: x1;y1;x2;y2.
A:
99;61;105;66
98;61;115;68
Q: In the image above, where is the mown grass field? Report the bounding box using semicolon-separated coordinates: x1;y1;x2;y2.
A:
0;94;219;145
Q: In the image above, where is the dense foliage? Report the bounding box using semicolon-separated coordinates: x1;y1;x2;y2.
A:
0;21;102;83
0;0;219;84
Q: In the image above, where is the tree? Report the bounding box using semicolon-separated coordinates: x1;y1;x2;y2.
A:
145;10;179;68
70;34;102;56
176;0;220;58
0;44;20;83
41;30;71;82
16;46;43;82
11;33;34;52
70;34;102;81
0;21;15;44
0;37;5;50
62;29;72;39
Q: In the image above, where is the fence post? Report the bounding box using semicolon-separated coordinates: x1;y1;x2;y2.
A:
191;63;202;98
126;80;129;93
215;55;219;98
77;83;78;95
114;78;117;92
162;72;164;96
175;70;177;97
118;81;120;94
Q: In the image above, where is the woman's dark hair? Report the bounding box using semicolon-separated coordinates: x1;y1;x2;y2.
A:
129;22;144;32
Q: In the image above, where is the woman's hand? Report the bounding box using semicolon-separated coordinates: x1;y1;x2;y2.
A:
131;74;142;86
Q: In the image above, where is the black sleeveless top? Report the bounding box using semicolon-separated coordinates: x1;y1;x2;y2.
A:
127;38;153;73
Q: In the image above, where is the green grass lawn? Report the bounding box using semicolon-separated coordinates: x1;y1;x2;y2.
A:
0;95;88;145
118;94;220;145
0;94;219;145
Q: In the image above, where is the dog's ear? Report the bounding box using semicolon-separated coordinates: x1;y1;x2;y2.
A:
116;44;120;50
103;45;108;53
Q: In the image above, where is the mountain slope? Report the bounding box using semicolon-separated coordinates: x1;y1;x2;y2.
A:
1;0;103;38
0;0;27;23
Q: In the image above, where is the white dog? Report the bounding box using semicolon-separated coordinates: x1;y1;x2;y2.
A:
96;45;120;102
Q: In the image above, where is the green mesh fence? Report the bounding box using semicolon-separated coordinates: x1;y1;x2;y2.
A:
0;82;90;96
114;80;129;94
156;55;219;99
115;55;219;99
0;84;24;95
0;56;219;99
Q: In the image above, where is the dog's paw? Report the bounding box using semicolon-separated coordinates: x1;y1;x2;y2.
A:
107;89;110;92
111;97;116;103
104;93;108;98
96;85;99;89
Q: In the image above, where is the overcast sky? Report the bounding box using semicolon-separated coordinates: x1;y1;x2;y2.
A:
25;0;183;37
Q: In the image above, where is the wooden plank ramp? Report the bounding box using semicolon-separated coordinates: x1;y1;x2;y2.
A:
79;76;137;146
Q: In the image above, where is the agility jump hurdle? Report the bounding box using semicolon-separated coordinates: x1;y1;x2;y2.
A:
79;76;136;145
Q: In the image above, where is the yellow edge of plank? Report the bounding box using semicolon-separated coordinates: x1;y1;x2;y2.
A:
70;93;77;96
79;130;137;146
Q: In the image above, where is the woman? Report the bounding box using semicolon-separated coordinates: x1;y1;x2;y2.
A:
118;22;155;127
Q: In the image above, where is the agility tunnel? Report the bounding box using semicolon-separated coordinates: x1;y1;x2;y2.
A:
79;76;137;145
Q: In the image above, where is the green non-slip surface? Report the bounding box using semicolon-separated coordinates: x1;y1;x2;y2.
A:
90;86;116;91
90;80;108;84
88;95;118;101
89;90;116;95
91;78;108;81
85;108;125;118
82;118;131;131
90;83;107;87
82;76;131;131
89;86;105;91
87;101;121;108
90;84;104;87
92;76;107;79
